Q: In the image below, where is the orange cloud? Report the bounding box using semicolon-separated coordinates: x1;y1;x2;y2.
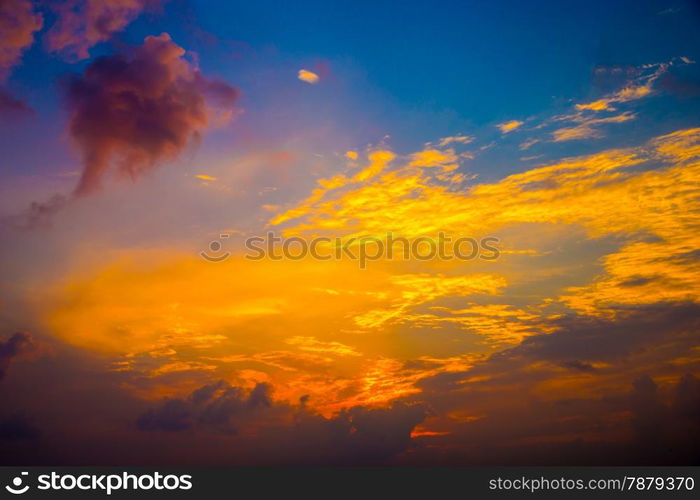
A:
497;120;523;133
37;127;700;417
297;69;320;84
575;62;668;112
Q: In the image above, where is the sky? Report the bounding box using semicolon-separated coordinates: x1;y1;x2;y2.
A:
0;0;699;465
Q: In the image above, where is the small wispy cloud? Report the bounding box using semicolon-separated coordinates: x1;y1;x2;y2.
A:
298;69;320;84
497;120;523;133
575;58;692;112
552;112;635;142
575;82;653;112
438;135;474;147
533;59;694;143
519;138;540;151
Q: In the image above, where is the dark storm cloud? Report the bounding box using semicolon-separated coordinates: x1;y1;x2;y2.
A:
0;332;36;380
407;374;700;466
625;374;700;462
0;413;40;441
482;302;700;370
329;403;428;463
137;381;273;434
64;32;239;195
415;304;700;399
1;304;697;465
109;303;700;465
134;379;428;464
674;374;700;420
407;303;700;465
268;401;428;465
417;303;700;398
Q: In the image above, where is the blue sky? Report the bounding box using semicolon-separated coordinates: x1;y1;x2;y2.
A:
188;0;699;117
1;0;699;191
7;0;700;158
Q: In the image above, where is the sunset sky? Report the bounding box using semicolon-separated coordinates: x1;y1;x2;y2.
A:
1;0;700;465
